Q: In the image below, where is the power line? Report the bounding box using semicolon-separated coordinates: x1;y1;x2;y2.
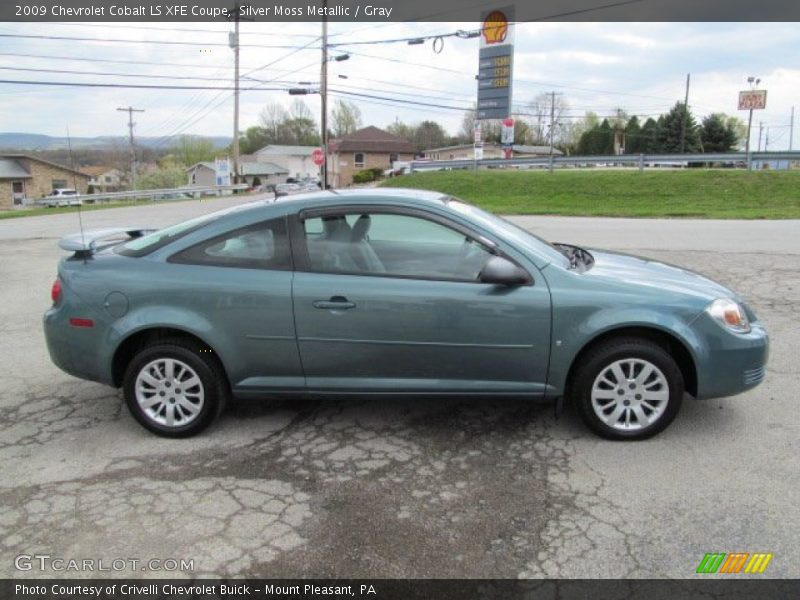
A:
0;51;321;79
150;61;319;146
0;51;234;70
138;64;234;136
0;32;319;50
340;49;693;104
0;79;290;91
0;65;248;82
35;21;320;37
242;37;322;78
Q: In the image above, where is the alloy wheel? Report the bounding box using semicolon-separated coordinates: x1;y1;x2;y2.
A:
590;358;669;431
134;358;205;428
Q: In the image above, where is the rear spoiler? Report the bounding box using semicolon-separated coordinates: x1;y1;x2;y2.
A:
58;227;155;256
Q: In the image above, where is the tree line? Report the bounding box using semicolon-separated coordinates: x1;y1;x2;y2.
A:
575;102;745;155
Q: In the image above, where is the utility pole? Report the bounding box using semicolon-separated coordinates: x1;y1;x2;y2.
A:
229;4;242;186
548;91;556;173
790;106;795;151
320;0;329;189
679;73;690;153
116;106;144;193
764;128;769;152
758;121;764;151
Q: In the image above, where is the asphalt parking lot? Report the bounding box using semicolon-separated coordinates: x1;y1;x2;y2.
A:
1;194;798;579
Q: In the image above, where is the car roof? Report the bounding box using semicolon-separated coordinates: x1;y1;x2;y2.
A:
271;187;449;208
192;188;454;233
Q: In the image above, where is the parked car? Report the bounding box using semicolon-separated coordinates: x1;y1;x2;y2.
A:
44;189;768;439
274;182;304;197
37;188;82;208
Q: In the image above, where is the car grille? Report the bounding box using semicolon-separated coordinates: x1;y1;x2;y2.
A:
744;366;766;386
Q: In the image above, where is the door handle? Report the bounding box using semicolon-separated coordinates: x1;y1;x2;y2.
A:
313;296;356;310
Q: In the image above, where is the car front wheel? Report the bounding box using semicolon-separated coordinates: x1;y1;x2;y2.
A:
122;339;227;437
570;337;684;440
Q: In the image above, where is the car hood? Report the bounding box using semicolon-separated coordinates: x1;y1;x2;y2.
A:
584;248;738;304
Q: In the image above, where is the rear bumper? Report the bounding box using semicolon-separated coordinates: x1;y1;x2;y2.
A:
43;305;114;385
693;317;769;400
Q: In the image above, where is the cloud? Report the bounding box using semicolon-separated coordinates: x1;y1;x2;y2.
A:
0;21;797;149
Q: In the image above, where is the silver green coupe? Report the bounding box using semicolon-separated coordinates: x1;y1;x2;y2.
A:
44;189;768;440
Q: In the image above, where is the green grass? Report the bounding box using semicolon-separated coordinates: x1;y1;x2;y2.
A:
0;195;246;221
380;169;800;218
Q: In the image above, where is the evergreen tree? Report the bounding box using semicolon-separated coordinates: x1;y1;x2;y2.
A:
657;102;702;153
597;119;614;154
700;113;739;152
624;116;642;154
640;118;661;153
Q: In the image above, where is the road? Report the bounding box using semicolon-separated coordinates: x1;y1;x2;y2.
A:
0;195;797;579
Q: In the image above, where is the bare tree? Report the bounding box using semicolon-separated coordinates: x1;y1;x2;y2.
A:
331;100;363;137
525;93;569;145
259;102;289;141
289;99;313;121
459;108;477;143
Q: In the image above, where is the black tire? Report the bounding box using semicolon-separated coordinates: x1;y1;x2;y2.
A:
569;337;684;440
122;338;228;437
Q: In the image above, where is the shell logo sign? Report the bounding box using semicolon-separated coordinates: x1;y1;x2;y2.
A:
482;10;509;45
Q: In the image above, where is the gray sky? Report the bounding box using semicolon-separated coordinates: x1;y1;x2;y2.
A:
0;21;797;149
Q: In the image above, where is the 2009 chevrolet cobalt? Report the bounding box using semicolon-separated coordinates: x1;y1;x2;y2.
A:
44;189;768;439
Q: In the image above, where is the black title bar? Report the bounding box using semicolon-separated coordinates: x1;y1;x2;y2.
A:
5;579;800;600
4;0;800;22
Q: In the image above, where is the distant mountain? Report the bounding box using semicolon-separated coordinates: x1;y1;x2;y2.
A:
0;133;232;151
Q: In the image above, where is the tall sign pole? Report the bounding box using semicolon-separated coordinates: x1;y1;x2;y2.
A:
476;7;515;122
739;79;765;170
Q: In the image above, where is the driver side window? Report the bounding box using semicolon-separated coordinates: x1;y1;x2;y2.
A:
303;212;494;281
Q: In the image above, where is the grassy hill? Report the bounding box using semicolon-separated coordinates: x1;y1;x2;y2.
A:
380;169;800;218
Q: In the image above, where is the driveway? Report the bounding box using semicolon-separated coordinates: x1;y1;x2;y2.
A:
1;196;797;578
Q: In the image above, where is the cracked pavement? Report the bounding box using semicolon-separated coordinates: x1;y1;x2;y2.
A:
0;196;798;578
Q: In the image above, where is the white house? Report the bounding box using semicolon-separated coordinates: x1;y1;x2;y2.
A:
186;162;217;187
186;161;289;187
253;145;319;181
82;166;125;192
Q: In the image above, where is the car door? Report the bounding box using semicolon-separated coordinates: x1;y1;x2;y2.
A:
166;216;303;393
290;206;551;395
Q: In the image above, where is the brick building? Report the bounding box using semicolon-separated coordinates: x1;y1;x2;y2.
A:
328;126;415;188
0;154;90;209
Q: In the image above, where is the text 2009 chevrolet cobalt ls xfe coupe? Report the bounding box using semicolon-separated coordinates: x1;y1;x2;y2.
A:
44;189;768;440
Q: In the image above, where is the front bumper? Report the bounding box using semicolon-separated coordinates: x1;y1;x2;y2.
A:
693;315;769;400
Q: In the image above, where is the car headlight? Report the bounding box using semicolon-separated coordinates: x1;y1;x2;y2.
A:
705;298;751;334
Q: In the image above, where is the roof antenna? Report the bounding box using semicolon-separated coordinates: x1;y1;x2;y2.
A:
66;126;87;263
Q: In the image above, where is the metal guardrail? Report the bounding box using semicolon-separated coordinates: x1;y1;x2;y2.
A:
409;151;800;172
34;184;249;207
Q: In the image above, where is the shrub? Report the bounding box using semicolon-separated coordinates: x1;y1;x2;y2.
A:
352;169;376;184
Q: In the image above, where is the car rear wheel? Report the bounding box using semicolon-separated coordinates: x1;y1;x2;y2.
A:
569;337;684;440
122;339;227;437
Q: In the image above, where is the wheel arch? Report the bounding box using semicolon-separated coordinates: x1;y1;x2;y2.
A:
111;326;227;388
563;325;698;399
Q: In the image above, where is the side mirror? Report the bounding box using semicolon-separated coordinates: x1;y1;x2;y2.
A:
479;256;531;286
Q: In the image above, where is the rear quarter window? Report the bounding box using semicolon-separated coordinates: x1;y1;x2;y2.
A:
168;217;291;271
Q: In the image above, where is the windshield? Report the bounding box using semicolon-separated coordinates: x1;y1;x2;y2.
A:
447;199;570;268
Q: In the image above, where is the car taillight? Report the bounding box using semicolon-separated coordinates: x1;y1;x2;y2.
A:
51;279;62;303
